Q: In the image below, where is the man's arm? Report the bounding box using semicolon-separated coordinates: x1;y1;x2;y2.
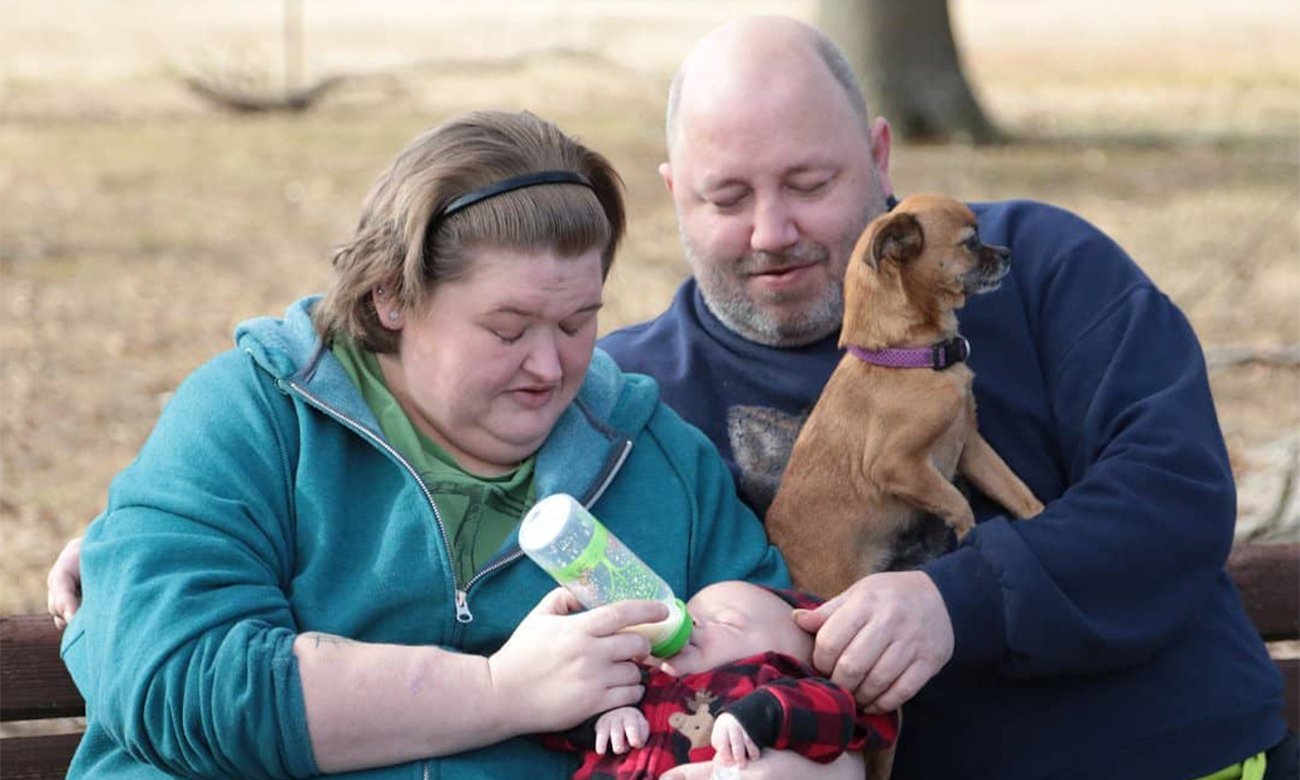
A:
925;210;1237;678
46;536;81;629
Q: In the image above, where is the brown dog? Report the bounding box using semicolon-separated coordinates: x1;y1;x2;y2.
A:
766;194;1044;600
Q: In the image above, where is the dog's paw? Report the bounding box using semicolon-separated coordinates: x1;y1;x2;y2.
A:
884;514;955;571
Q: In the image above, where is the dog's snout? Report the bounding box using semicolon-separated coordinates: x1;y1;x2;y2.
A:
964;243;1012;295
984;243;1010;263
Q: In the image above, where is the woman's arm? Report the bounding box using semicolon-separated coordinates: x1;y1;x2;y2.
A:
297;590;667;772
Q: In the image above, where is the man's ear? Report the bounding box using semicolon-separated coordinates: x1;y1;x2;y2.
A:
869;117;895;196
867;211;924;270
658;161;675;196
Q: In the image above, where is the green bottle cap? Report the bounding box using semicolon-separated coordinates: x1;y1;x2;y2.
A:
650;599;692;658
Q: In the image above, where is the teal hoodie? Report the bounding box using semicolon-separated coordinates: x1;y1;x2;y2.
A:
62;296;788;779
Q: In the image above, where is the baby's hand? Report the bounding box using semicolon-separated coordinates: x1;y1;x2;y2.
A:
711;713;759;767
595;707;649;755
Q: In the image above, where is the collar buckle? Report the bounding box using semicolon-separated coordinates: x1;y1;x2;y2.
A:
931;336;972;370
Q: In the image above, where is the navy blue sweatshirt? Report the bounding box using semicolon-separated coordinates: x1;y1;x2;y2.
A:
599;199;1285;779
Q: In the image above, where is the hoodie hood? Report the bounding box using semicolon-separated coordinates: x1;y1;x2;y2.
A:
233;295;660;503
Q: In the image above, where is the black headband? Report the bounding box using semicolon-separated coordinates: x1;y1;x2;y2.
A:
437;170;595;223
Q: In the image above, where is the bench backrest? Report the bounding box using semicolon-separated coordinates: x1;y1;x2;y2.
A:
1226;542;1299;716
0;614;85;780
2;542;1296;779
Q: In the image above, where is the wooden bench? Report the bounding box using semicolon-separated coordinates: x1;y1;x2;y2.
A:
0;614;84;780
2;543;1297;779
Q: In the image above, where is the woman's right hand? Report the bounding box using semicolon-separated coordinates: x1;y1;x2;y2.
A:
487;588;668;733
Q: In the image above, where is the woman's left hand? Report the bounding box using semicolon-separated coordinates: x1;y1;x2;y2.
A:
660;748;866;780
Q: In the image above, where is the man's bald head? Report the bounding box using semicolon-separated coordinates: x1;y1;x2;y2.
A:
657;14;893;347
665;16;871;157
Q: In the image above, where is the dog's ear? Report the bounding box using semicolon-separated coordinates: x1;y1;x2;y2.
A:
866;211;924;270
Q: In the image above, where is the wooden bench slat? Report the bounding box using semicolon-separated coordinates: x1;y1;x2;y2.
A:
1227;542;1300;641
0;615;84;721
1280;658;1300;733
0;732;82;779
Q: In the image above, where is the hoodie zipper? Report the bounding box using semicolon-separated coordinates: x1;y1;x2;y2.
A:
284;378;637;626
282;379;465;609
455;438;636;608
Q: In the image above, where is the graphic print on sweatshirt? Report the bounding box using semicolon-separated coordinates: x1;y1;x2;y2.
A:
726;405;807;518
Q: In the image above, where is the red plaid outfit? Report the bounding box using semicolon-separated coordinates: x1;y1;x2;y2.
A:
543;650;898;779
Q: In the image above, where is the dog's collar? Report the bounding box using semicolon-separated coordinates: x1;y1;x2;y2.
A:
847;336;971;371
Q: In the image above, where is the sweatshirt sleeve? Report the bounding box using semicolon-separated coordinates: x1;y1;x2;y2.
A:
925;204;1237;677
68;350;318;778
722;656;897;762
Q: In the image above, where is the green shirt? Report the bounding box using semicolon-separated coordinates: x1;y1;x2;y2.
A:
331;338;535;585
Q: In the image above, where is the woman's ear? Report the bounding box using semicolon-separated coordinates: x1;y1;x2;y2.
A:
373;286;402;331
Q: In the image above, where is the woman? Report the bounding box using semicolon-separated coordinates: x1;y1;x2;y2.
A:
60;110;862;779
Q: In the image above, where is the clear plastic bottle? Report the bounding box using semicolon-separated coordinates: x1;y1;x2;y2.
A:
519;493;692;658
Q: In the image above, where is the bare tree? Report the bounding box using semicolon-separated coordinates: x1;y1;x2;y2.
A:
183;0;338;114
819;0;1001;143
284;0;304;96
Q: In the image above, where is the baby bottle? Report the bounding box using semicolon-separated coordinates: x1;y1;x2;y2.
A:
519;493;692;658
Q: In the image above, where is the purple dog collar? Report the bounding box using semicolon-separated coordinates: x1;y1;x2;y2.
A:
847;336;971;371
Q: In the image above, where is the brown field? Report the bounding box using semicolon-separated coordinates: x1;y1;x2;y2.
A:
2;0;1298;613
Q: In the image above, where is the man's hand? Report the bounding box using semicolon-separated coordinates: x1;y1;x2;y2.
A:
595;706;649;755
46;536;84;630
794;570;953;713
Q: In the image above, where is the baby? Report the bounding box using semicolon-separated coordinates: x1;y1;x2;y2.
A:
544;580;898;778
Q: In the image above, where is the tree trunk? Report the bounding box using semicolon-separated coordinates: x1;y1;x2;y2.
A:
818;0;1001;143
284;0;303;97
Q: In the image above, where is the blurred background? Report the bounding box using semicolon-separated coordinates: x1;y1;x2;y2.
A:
2;0;1297;613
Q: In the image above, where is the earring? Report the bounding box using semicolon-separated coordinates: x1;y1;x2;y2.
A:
388;310;399;322
376;286;386;297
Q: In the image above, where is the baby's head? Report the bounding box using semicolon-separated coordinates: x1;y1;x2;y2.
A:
660;581;814;676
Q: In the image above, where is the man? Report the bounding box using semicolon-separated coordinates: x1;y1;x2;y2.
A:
599;15;1294;780
49;14;1294;780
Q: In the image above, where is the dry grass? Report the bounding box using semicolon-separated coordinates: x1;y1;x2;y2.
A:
2;0;1298;613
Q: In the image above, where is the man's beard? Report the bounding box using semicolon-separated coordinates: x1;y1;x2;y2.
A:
685;233;846;348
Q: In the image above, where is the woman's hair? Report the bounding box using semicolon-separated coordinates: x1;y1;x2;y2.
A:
314;110;626;352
